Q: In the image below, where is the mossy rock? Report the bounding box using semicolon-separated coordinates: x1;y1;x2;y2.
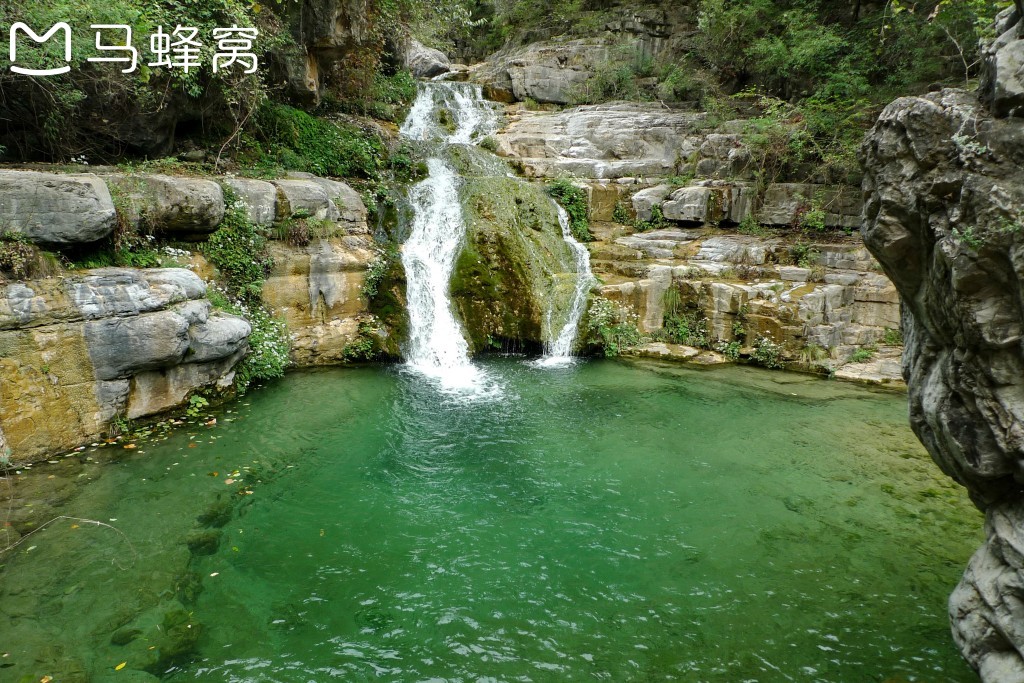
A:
453;176;577;352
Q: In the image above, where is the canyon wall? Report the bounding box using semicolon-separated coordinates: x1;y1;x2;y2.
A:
861;7;1024;680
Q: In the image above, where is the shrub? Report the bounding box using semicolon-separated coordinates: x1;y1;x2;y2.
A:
362;247;394;300
233;307;289;392
751;335;785;369
203;191;289;392
203;194;273;305
849;347;877;363
547;178;593;242
479;136;499;153
586;297;642;357
883;328;904;346
0;232;37;279
252;103;387;179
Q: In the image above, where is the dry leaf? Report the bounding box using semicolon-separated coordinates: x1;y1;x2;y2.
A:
115;661;127;670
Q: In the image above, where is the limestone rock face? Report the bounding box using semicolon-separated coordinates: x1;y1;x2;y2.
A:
270;176;369;234
0;171;116;246
263;237;375;365
223;178;278;227
496;103;707;179
0;268;248;464
107;175;225;238
270;0;379;106
405;39;451;78
981;6;1024;118
861;86;1024;680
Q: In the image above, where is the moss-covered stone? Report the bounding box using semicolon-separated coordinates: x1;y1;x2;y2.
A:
452;176;577;352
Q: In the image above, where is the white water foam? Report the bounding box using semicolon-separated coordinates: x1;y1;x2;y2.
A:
399;85;501;396
536;205;595;367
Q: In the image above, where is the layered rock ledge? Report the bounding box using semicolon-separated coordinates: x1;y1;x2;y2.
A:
0;168;375;465
861;7;1024;679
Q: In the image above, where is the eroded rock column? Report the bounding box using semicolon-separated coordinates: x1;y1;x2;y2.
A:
861;8;1024;680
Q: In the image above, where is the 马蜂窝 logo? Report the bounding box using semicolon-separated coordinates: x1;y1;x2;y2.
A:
7;22;259;76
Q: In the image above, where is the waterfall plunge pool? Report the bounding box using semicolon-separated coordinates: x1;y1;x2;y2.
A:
0;359;982;682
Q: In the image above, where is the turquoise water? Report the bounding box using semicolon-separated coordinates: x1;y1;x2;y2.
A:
0;359;982;682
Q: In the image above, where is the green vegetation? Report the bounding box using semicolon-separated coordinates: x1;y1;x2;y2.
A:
341;321;381;363
884;328;905;346
546;179;593;242
203;191;289;391
586;297;642;357
0;0;278;161
953;226;983;250
242;103;388;180
362;247;397;300
0;232;38;280
790;242;819;268
850;347;878;363
751;335;786;369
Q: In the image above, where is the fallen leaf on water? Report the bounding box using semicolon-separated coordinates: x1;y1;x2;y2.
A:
319;529;325;537
70;524;79;529
114;661;127;670
224;478;235;485
40;676;52;682
209;471;219;477
123;444;136;450
188;443;198;449
210;572;219;577
205;418;217;427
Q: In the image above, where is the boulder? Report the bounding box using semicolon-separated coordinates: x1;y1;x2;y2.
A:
68;268;206;319
405;39;451;78
0;170;116;246
272;179;341;222
473;39;610;104
662;186;715;223
187;313;251;363
222;178;277;227
307;176;369;231
84;308;192;380
631;184;673;221
107;174;225;237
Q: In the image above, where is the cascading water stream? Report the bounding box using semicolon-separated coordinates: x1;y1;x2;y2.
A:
398;83;498;393
398;80;592;386
538;205;595;364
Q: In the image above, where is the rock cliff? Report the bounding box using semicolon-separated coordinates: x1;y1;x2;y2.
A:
861;7;1024;680
0;169;374;466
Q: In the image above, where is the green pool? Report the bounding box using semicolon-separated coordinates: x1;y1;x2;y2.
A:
0;359;982;682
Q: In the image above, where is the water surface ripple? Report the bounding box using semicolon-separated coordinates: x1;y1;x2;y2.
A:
0;360;982;682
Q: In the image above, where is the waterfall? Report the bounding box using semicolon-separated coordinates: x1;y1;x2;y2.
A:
398;80;590;386
398;83;498;393
538;205;595;365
